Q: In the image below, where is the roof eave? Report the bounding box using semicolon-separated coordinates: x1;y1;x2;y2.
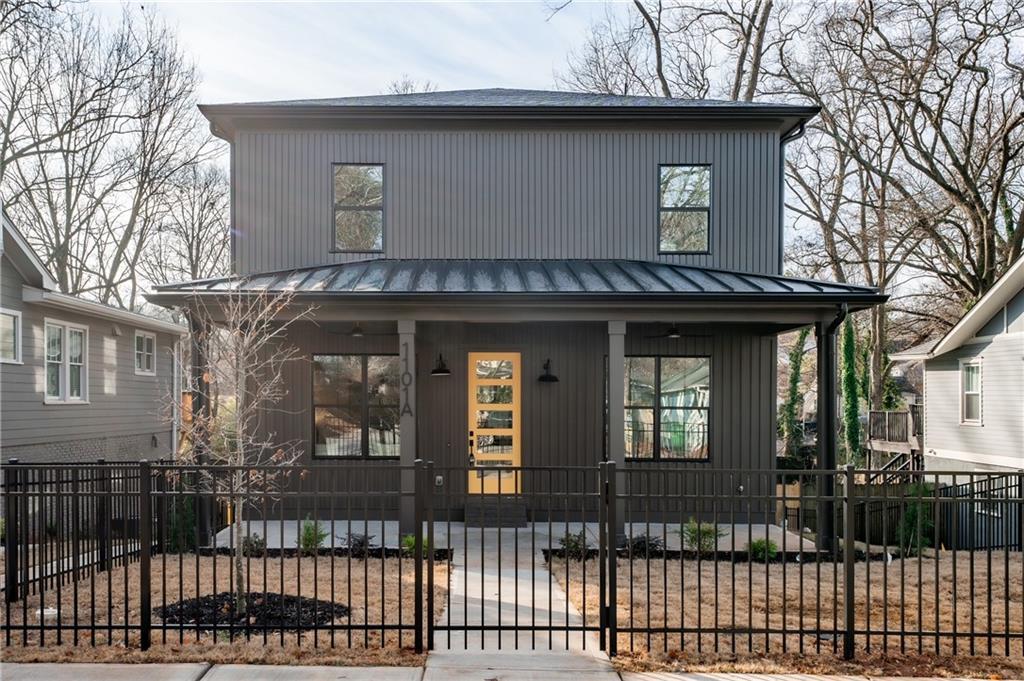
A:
198;103;821;141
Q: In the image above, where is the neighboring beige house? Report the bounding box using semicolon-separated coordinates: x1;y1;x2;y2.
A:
1;212;186;462
892;256;1024;473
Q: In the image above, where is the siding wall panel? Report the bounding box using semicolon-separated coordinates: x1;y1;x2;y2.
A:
232;127;781;275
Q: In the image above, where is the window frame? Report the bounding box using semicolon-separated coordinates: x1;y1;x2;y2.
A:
311;352;400;459
622;354;712;463
330;162;386;254
134;330;157;376
657;163;712;256
959;358;983;426
43;318;89;404
0;307;22;364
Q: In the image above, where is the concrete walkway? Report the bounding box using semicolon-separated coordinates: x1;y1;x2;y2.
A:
0;664;969;681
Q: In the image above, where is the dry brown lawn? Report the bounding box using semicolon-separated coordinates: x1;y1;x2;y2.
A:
554;552;1024;676
1;554;448;665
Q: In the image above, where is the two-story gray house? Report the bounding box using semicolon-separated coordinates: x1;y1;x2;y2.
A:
892;256;1024;473
148;89;884;521
1;213;185;462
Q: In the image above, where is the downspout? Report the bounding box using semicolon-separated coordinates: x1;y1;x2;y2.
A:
817;302;847;553
778;122;806;274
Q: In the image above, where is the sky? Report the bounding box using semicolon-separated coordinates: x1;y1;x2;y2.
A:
92;1;625;105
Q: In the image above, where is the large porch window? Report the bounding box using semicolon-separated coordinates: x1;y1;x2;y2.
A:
313;354;400;458
624;356;710;461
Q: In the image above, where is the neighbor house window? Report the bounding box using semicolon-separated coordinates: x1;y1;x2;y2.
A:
313;354;399;457
135;330;156;375
960;360;982;424
659;165;711;253
45;320;88;402
333;164;384;252
624;356;710;461
0;308;20;363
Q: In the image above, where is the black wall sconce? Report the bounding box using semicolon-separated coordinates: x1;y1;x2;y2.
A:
538;358;559;383
430;354;451;377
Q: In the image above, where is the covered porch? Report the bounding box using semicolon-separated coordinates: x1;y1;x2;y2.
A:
148;258;884;536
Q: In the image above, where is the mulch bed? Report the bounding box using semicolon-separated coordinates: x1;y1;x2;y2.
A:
156;591;350;631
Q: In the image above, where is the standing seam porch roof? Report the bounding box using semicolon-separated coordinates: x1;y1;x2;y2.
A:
152;259;883;306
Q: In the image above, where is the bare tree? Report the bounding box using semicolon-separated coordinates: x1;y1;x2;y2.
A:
2;3;212;309
385;74;438;95
140;163;230;287
173;290;315;615
557;1;801;101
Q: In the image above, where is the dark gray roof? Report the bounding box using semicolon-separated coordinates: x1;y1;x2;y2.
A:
214;88;812;112
152;259;882;305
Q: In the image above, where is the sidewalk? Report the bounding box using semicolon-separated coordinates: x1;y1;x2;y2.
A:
0;663;973;681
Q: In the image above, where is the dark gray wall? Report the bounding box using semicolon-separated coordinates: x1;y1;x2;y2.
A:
259;319;777;512
1;254;178;461
231;125;782;276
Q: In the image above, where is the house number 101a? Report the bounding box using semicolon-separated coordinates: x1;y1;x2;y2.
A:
400;340;414;417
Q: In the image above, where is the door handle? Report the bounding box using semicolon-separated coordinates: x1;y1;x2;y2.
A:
468;430;475;465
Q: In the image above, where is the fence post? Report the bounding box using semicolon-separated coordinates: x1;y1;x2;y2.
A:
606;460;617;657
413;458;424;654
597;461;607;652
96;459;111;572
4;459;20;603
425;460;435;651
842;463;856;660
1017;470;1024;552
139;460;152;650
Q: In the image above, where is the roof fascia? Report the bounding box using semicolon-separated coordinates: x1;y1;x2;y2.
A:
24;286;186;335
2;215;58;290
929;256;1024;357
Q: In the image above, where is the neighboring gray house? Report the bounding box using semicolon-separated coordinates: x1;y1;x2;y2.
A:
892;256;1024;473
1;213;186;462
148;89;884;517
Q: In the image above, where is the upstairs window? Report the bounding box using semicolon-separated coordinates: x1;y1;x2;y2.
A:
45;320;88;403
1;308;20;363
960;360;982;424
623;355;710;461
659;165;711;253
135;330;156;376
333;164;384;252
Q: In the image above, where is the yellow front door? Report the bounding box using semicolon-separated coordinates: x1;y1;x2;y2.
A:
467;352;521;494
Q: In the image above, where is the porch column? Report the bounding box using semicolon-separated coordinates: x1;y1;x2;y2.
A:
607;321;626;466
187;309;213;547
815;306;845;552
398;320;417;534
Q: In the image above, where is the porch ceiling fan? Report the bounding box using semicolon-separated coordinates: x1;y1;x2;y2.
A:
645;325;683;339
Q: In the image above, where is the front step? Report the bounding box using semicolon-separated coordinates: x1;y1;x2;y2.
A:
464;496;528;527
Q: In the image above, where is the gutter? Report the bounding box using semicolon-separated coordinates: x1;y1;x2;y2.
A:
827;302;848;334
23;286;187;335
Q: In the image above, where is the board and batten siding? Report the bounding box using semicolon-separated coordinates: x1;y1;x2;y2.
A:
261;320;775;498
922;334;1024;471
231;127;781;276
1;254;177;458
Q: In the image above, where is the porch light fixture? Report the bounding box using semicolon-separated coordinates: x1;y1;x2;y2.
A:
666;326;681;339
349;323;365;338
430;354;451;377
538;358;559;383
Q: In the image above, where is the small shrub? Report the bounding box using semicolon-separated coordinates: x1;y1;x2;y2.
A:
45;520;58;539
297;516;327;556
618;533;664;557
681;518;726;556
0;517;5;542
345;532;374;558
559;530;589;560
400;533;430;557
748;538;778;563
166;496;197;553
241;533;266;557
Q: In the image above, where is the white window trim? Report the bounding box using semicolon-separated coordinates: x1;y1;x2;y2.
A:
134;330;157;376
43;317;89;405
958;358;982;426
0;307;22;364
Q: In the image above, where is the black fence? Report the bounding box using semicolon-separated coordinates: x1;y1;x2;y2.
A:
1;460;1022;661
